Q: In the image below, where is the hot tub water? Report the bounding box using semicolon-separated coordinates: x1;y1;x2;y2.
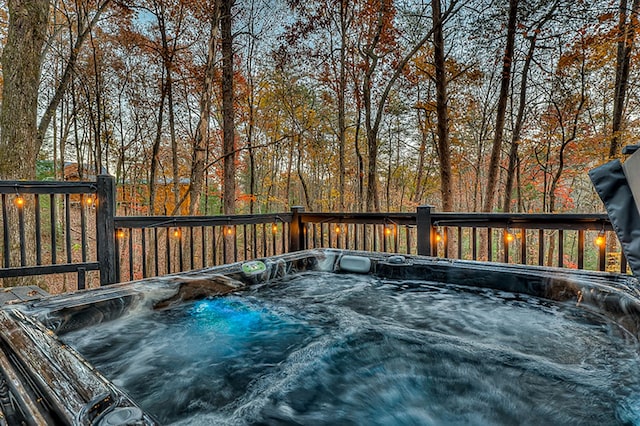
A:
61;271;640;425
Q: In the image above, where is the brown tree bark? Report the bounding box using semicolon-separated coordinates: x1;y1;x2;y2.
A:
0;0;50;180
189;3;220;215
221;0;236;215
483;0;518;212
503;35;536;213
432;0;452;212
610;0;640;159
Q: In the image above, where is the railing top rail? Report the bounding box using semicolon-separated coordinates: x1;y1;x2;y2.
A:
298;211;611;230
430;212;612;230
114;212;293;229
0;181;97;194
300;212;416;225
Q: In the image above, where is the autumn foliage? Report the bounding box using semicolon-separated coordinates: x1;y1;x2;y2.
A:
0;0;637;215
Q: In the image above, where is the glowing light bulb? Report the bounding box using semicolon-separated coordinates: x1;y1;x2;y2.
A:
506;232;514;243
14;195;24;208
85;196;94;206
173;228;181;238
335;226;341;234
226;226;234;236
272;224;278;234
595;233;605;247
435;232;442;242
384;226;392;236
116;229;125;239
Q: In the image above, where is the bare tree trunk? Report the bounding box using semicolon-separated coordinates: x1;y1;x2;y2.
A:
221;0;236;216
610;0;640;159
483;0;518;212
0;0;50;179
338;0;350;211
504;34;536;212
189;4;220;215
433;0;452;212
149;69;167;215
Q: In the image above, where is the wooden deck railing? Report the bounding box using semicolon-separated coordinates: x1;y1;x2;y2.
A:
0;175;625;291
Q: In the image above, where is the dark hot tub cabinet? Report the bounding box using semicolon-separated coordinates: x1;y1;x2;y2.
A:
1;249;640;425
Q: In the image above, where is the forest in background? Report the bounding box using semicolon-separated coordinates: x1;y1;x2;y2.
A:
0;0;637;216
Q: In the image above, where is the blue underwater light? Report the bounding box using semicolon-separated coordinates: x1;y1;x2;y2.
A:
188;297;265;335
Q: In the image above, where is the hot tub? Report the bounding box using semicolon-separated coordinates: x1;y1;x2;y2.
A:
1;249;640;425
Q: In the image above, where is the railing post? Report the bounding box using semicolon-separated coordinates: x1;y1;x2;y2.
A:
96;175;117;285
417;205;434;256
289;206;306;252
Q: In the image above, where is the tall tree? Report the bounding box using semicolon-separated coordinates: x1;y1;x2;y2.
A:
0;0;50;179
221;0;236;215
189;1;220;215
482;0;518;212
609;0;640;159
432;0;452;211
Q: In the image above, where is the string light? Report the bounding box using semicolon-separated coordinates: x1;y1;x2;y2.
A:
505;229;515;243
85;195;95;207
14;194;24;208
225;226;235;236
435;229;442;243
335;225;341;235
116;229;125;239
272;223;278;234
594;230;605;247
173;228;181;238
384;226;392;236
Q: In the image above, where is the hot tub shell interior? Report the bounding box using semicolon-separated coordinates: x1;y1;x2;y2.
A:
1;249;640;425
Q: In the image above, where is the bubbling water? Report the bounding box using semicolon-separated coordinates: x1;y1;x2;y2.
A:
62;271;640;425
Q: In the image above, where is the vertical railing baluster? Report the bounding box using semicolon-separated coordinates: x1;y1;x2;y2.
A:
201;226;207;268
154;227;159;276
233;225;238;262
128;229;134;280
621;252;628;274
64;194;71;264
487;228;493;262
179;228;184;272
558;230;564;268
252;224;258;259
243;224;248;260
165;228;171;275
17;196;26;266
115;230;121;283
457;227;462;259
443;227;449;259
212;226;217;266
2;194;9;268
77;267;86;291
35;194;42;265
472;228;477;260
142;228;148;278
190;227;194;270
80;194;87;263
577;230;584;270
538;229;544;266
394;224;399;253
520;229;527;265
503;229;509;264
50;194;57;264
262;223;267;256
373;224;378;252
